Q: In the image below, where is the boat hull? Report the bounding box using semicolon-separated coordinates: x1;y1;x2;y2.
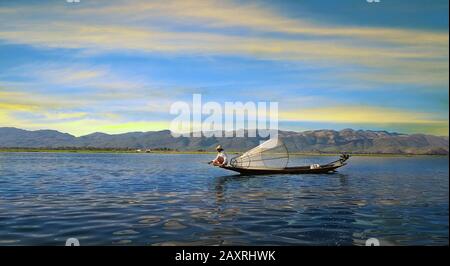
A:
222;154;350;175
222;164;345;175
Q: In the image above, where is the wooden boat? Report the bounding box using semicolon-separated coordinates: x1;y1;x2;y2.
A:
222;154;350;175
214;138;350;175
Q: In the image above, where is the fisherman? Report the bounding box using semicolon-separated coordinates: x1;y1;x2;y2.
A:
209;145;228;167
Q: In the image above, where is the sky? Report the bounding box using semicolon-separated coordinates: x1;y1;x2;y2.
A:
0;0;448;136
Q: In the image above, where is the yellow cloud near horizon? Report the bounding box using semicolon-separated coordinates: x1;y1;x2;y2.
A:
1;102;448;136
280;106;449;136
280;106;448;125
0;111;170;136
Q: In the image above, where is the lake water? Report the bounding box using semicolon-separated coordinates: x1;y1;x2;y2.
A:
0;152;448;246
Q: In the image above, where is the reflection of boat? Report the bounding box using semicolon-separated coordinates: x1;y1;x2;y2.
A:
221;138;350;175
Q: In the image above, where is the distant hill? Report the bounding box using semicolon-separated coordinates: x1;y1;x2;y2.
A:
0;127;448;155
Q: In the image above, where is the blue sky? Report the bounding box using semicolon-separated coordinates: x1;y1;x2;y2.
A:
0;0;448;136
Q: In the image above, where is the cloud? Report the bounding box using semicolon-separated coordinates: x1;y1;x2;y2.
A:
0;114;169;136
279;105;449;135
0;63;180;136
72;0;449;46
280;105;447;124
0;85;172;136
0;0;447;88
0;89;82;110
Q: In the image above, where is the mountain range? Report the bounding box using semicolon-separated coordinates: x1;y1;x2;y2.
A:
0;127;448;155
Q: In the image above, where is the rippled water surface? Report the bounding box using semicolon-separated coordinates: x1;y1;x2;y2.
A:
0;152;448;245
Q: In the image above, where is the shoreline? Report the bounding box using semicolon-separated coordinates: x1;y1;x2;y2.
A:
0;148;447;157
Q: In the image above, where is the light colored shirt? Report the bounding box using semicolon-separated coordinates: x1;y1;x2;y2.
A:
215;151;228;165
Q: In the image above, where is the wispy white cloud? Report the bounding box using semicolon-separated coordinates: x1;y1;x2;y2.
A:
0;0;447;88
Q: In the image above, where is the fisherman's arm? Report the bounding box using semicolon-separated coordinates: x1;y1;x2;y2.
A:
208;154;220;164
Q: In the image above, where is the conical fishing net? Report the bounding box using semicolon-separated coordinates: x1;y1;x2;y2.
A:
230;138;289;169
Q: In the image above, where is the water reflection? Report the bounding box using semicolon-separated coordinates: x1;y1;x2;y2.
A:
0;153;448;245
210;173;361;245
